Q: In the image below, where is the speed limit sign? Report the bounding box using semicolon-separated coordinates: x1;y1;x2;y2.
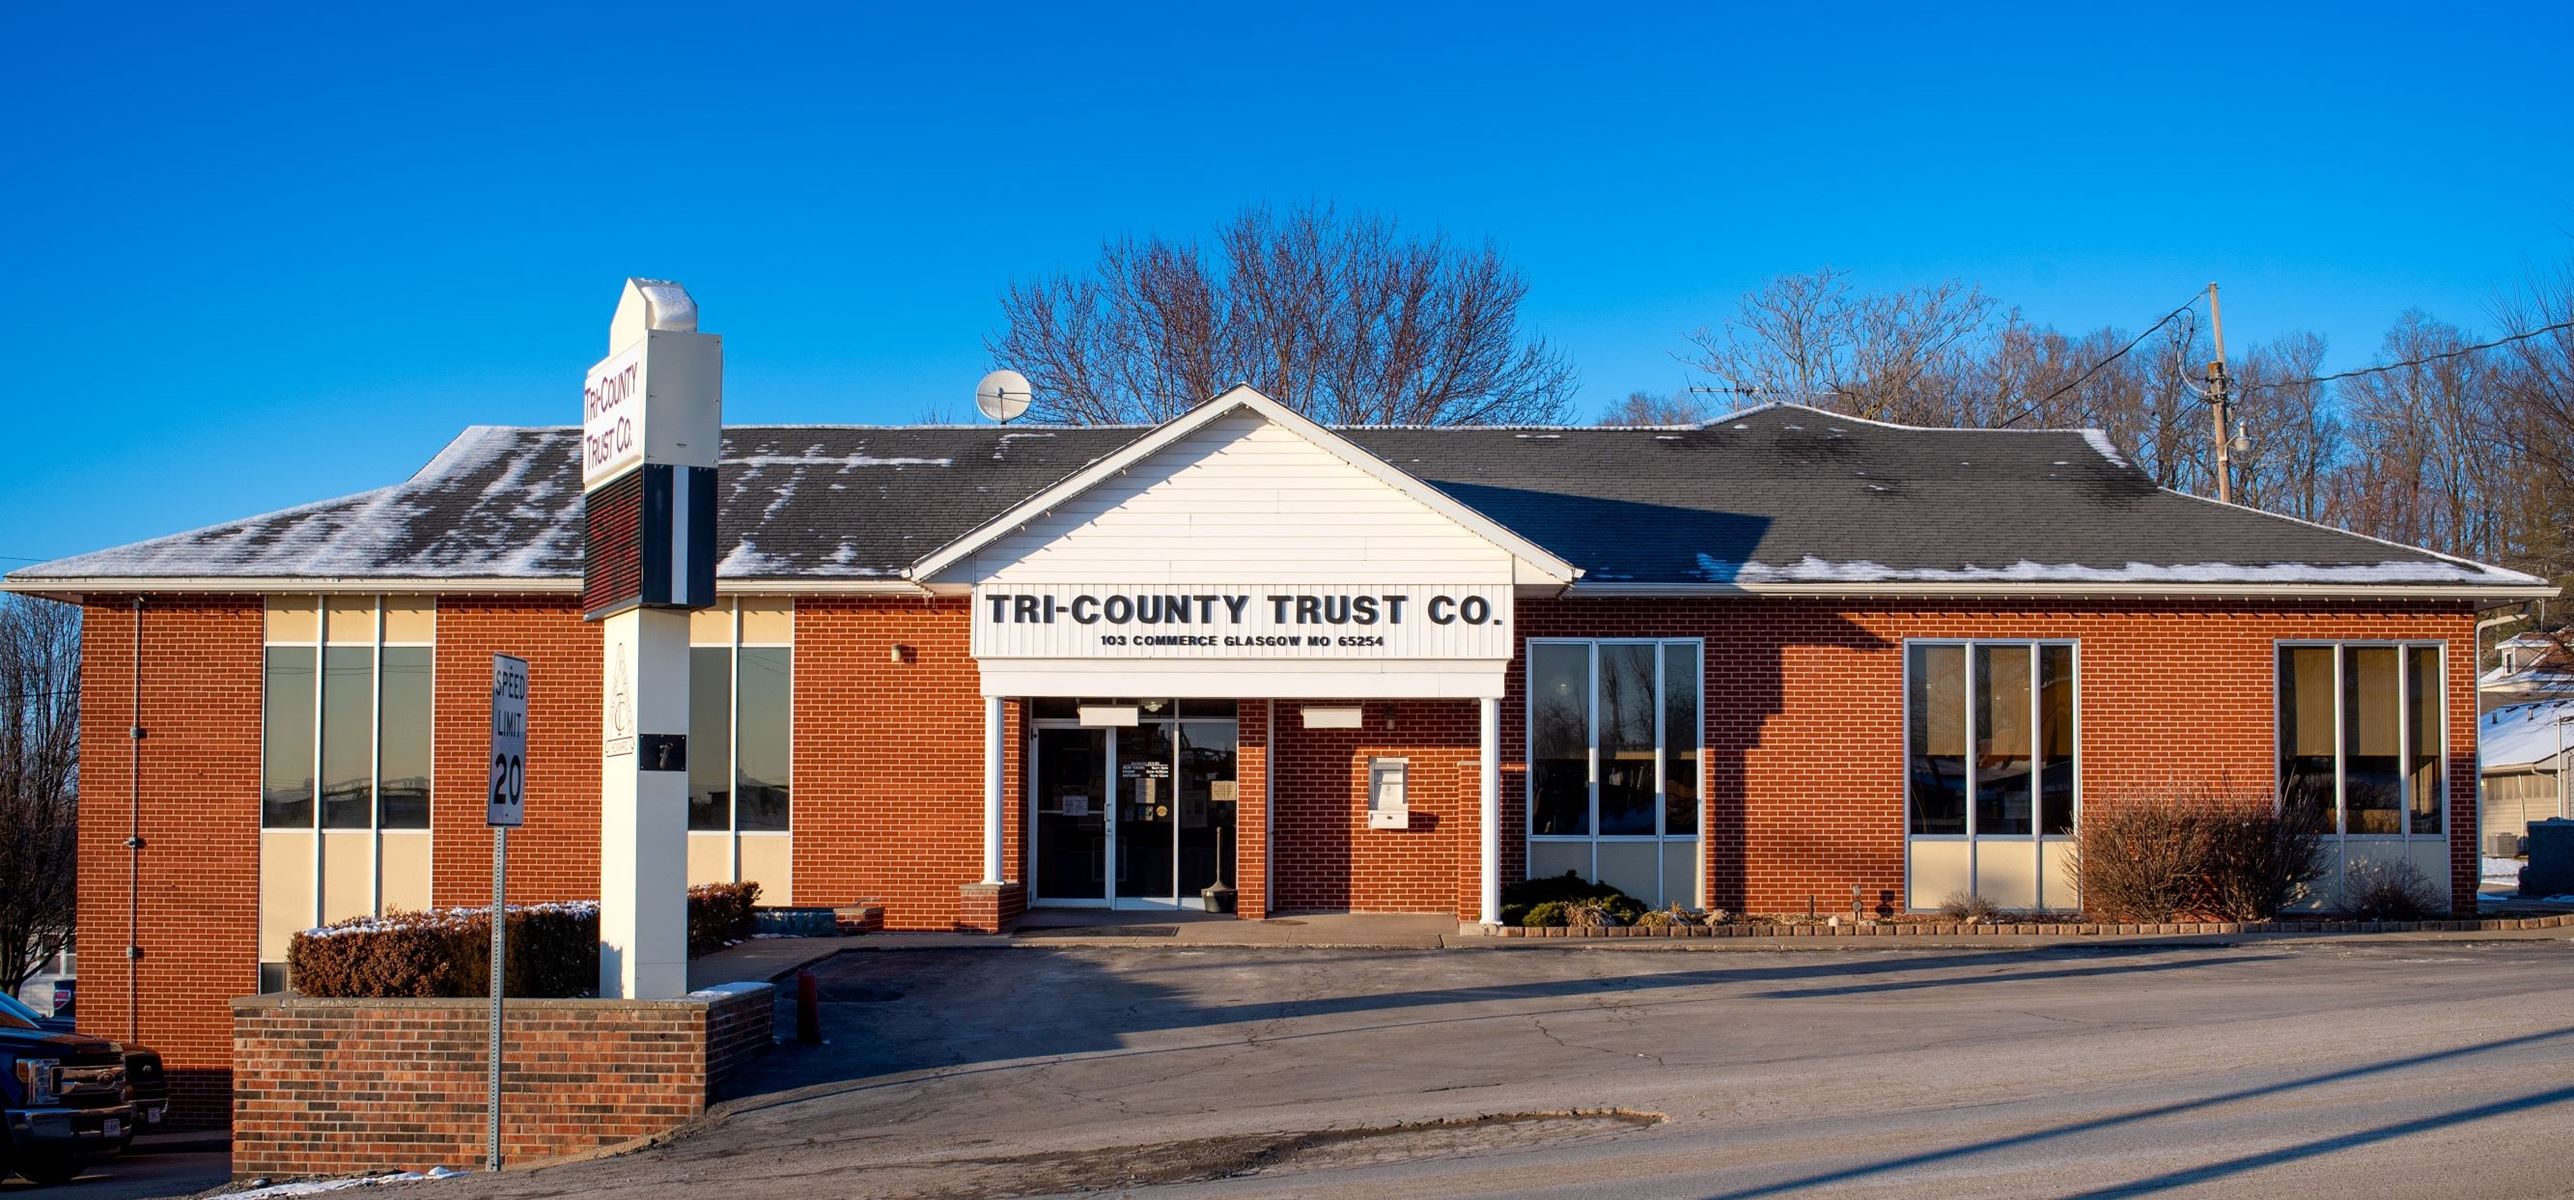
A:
489;654;528;827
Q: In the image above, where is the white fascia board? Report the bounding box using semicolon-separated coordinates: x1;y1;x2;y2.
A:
1564;580;2561;603
906;386;1580;586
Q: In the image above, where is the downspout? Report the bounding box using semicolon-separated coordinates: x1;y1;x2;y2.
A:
127;596;143;1043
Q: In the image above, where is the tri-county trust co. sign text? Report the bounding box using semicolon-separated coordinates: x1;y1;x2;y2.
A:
970;584;1512;659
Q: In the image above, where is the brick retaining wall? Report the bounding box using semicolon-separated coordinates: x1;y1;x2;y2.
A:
230;983;772;1178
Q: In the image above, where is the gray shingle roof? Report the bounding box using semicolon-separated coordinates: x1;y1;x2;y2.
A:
9;403;2544;593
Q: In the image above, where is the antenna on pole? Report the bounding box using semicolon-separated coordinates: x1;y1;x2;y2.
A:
2206;282;2235;504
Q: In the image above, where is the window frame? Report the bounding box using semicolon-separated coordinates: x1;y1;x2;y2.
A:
257;595;434;992
689;598;795;844
259;596;435;834
1901;638;2083;843
2272;639;2448;840
1522;637;1706;850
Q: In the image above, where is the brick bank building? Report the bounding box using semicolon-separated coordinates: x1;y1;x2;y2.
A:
9;367;2552;1122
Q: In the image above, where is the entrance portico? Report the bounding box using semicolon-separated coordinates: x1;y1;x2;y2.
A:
911;387;1574;928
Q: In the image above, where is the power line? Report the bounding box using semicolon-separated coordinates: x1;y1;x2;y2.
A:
1998;291;2205;427
2240;318;2574;393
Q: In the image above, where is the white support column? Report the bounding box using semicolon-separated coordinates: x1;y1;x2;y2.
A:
982;695;1006;885
598;607;690;999
1479;694;1501;928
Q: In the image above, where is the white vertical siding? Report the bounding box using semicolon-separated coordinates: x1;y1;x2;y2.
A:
955;412;1516;585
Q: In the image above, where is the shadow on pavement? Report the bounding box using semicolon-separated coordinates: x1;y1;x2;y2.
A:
727;943;2286;1101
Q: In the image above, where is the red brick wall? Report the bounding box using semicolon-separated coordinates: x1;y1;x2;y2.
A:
1504;597;2485;917
74;589;2491;1135
1270;700;1477;913
431;598;606;908
229;985;770;1177
76;596;263;1128
791;596;1022;930
1234;700;1272;919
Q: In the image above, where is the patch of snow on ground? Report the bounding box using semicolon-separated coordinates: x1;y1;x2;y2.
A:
227;1166;467;1197
2484;857;2527;884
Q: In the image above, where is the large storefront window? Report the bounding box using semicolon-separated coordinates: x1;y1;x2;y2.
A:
259;596;434;990
1904;640;2077;911
2278;643;2445;837
687;599;794;901
1526;639;1702;909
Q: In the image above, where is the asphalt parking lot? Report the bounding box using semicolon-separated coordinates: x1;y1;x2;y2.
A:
0;1141;229;1199
389;937;2574;1199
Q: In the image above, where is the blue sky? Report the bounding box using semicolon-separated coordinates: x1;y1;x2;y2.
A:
5;2;2570;562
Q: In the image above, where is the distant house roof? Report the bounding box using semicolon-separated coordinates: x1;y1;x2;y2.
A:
2481;700;2574;771
5;401;2552;599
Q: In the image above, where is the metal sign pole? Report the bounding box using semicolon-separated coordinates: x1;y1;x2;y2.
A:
488;826;506;1172
486;652;529;1175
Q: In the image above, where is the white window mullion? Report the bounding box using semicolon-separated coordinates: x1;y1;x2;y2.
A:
369;595;385;916
727;598;743;880
1586;644;1600;881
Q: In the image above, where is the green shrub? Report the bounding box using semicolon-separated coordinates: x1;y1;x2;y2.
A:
1500;871;1646;926
688;880;762;957
1634;910;1676;928
1521;901;1572;928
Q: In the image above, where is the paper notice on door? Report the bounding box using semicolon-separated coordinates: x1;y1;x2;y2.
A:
1061;794;1090;817
1210;781;1237;803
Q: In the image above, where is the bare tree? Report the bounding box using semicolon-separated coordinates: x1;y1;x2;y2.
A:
2231;332;2340;521
1682;268;1997;423
990;204;1575;425
1595;390;1712;425
0;596;78;998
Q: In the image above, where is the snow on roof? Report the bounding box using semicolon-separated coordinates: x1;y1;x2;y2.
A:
6;402;2556;595
1696;554;2541;588
2481;700;2574;770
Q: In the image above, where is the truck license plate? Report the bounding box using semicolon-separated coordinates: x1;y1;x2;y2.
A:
104;1118;123;1138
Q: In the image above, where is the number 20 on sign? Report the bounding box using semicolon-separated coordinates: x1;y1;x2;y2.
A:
489;654;528;827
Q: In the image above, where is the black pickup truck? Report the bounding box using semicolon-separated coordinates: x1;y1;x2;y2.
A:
1;1003;133;1186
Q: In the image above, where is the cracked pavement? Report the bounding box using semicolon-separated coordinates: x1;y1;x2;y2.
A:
374;938;2574;1199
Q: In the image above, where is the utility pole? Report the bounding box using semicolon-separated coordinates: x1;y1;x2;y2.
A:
2206;282;2235;504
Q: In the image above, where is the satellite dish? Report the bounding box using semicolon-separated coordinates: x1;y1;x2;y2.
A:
975;369;1033;423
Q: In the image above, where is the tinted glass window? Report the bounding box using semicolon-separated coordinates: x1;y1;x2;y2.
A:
262;646;317;828
736;647;792;832
688;646;732;831
1596;643;1658;836
1529;643;1590;835
1907;645;1966;835
1662;643;1700;837
378;646;431;829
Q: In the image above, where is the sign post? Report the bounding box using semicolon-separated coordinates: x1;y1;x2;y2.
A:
486;654;529;1173
583;279;720;1001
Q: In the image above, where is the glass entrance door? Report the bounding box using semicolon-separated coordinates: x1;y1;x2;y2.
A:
1115;723;1177;907
1030;707;1236;909
1032;726;1109;902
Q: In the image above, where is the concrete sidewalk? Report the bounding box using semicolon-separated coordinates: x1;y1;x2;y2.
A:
711;908;2574;964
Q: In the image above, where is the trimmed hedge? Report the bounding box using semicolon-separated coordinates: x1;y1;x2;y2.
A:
687;880;761;957
289;902;600;999
291;881;766;999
